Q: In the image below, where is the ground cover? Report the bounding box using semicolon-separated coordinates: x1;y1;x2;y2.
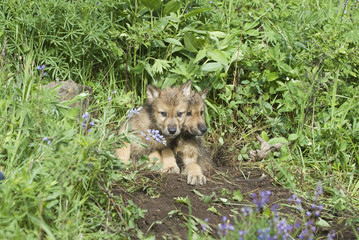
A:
0;0;359;239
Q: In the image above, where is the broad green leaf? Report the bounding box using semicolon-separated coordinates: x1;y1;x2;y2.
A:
316;218;330;228
182;8;211;20
207;206;220;215
164;38;182;46
194;49;207;63
288;134;298;141
268;137;288;145
207;49;228;65
232;190;243;202
261;131;269;142
208;31;226;38
201;62;223;72
183;33;197;52
164;0;181;15
266;71;279;82
139;0;161;10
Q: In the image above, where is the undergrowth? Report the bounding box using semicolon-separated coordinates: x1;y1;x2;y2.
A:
1;0;359;238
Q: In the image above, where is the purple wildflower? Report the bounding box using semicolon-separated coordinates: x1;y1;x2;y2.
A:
257;227;271;240
108;96;111;101
238;230;247;240
43;137;51;145
127;107;142;118
314;182;323;200
327;230;336;240
36;64;45;70
82;112;89;120
275;218;293;237
252;190;271;211
241;206;253;216
218;216;235;236
141;129;166;145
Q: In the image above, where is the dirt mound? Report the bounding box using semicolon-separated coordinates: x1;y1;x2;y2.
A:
113;165;356;239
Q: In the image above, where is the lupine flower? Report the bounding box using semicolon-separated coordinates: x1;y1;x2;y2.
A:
200;218;209;232
257;227;271;240
82;112;89;120
141;129;167;146
252;190;271;211
127;107;142;118
218;216;235;236
240;206;253;216
288;194;303;211
108;96;111;101
43;137;51;145
314;182;323;200
37;64;45;70
275;218;293;237
238;230;247;240
112;90;117;94
327;231;336;240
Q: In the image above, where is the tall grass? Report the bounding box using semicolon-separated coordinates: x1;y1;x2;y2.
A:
1;0;359;238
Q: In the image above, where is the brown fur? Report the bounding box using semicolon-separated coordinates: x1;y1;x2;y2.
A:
173;89;211;185
115;81;191;173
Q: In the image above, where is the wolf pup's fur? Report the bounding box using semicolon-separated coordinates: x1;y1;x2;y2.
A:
173;89;209;185
115;81;191;173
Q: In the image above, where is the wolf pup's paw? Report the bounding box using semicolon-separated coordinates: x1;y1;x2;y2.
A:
185;163;207;185
187;172;207;185
160;164;180;174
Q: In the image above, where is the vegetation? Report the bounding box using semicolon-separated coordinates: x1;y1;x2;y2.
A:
0;0;358;238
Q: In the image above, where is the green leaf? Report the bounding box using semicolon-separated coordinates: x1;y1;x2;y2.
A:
201;62;223;72
164;0;181;15
194;49;207;63
151;59;171;74
207;49;228;65
232;190;243;202
183;33;198;52
182;8;211;20
164;38;182;46
268;137;288;145
288;134;298;141
261;131;269;142
207;206;220;215
139;0;162;10
316;218;330;228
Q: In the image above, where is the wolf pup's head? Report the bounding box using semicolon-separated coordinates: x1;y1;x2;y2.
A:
147;81;191;138
183;89;208;136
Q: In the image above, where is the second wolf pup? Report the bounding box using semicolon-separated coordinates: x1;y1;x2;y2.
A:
115;81;191;173
173;88;209;185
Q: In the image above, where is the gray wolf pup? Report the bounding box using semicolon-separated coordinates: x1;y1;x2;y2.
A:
115;81;191;173
173;89;209;185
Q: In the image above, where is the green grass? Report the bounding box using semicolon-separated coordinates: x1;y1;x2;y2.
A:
1;0;359;238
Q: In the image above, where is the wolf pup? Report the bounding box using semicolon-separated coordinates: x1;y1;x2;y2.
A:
173;89;209;185
115;81;191;173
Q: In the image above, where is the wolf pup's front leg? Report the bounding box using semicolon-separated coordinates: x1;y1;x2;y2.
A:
160;148;180;173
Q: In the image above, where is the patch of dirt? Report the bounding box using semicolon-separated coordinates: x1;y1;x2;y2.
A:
113;164;357;239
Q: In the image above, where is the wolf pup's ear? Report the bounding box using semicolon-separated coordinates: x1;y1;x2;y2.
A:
200;88;209;100
180;80;192;98
147;85;161;103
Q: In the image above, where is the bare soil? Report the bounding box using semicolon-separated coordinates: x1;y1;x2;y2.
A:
113;164;356;239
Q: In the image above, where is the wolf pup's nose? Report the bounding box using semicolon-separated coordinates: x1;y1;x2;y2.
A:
199;124;207;135
168;127;177;135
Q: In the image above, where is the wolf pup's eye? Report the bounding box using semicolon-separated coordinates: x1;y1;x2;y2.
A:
200;110;204;115
160;112;167;117
177;112;183;117
187;112;192;116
